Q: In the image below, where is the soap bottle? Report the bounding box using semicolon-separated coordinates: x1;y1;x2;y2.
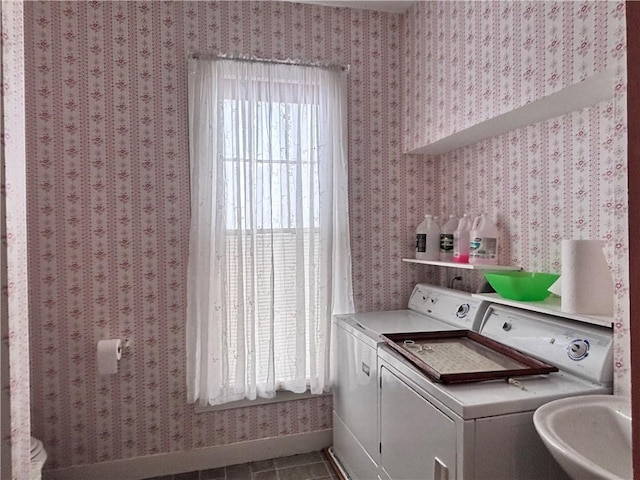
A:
439;215;458;262
452;214;473;263
415;214;441;261
469;213;499;265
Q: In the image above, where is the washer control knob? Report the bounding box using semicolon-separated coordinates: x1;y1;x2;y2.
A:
456;303;470;318
422;295;436;304
568;339;590;360
502;322;512;331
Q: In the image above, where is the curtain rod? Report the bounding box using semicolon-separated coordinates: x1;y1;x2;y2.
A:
189;53;350;73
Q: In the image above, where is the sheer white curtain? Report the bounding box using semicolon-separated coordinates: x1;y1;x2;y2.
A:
186;57;354;406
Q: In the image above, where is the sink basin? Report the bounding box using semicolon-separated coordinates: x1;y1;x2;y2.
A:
533;395;632;480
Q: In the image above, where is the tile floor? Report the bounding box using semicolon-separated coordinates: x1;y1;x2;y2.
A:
142;450;340;480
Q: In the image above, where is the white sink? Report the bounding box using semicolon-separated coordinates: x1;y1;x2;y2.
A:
533;395;632;480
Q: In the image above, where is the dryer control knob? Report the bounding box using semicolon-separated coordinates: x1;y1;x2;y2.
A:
456;303;470;318
568;339;590;360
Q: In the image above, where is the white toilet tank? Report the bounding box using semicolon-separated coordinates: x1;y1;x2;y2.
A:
30;437;47;480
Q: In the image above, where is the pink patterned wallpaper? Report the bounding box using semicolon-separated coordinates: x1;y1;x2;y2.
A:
25;1;430;470
403;1;629;393
24;0;630;472
404;1;626;152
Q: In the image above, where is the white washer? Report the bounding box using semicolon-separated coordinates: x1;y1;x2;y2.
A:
330;284;488;480
377;304;613;480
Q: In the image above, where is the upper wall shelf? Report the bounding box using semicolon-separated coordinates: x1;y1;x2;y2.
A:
402;258;521;271
406;70;615;156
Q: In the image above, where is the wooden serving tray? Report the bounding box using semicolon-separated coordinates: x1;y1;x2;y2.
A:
381;330;558;384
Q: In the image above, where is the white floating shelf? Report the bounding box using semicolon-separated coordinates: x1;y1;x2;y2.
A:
402;258;521;271
472;293;613;328
407;70;614;156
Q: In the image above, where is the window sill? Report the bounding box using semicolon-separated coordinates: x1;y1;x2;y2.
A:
193;389;332;413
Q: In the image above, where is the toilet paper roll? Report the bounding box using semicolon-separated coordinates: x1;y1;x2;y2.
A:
97;339;122;375
561;239;613;315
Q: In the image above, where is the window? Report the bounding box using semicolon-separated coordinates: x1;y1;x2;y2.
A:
186;58;354;406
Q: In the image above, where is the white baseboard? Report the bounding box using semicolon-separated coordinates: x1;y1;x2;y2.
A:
43;429;333;480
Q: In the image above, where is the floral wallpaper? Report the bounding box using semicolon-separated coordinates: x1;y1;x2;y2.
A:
2;0;32;478
403;1;629;394
24;0;630;473
25;1;429;470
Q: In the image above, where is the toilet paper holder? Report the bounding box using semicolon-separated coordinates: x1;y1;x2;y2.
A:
97;338;130;375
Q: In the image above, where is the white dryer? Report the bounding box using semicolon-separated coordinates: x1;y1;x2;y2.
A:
377;304;613;480
330;284;488;480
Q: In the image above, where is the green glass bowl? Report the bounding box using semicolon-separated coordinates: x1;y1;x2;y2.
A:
483;271;560;301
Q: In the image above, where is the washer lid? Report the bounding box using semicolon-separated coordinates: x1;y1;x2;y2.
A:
334;310;458;348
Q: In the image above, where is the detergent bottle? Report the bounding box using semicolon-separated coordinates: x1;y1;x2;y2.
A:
469;213;499;265
415;215;441;261
452;214;473;263
439;215;458;262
